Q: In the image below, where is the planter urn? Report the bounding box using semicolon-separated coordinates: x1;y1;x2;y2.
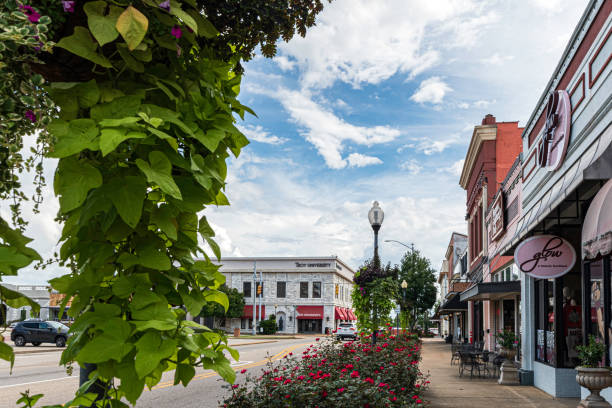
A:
576;367;612;408
498;347;519;385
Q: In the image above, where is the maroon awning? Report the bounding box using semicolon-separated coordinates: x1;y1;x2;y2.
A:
297;305;324;319
583;178;612;259
346;309;357;320
242;305;265;319
334;306;347;320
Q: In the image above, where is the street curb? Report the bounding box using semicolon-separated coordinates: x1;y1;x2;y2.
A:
10;348;64;355
230;340;278;347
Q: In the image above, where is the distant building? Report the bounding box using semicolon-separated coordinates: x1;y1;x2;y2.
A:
214;257;357;334
1;284;51;324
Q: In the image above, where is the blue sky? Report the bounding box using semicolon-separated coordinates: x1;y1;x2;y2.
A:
5;0;590;284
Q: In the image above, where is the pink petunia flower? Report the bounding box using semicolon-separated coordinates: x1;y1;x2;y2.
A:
171;25;182;39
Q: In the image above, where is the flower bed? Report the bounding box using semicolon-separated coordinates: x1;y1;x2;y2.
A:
223;329;429;407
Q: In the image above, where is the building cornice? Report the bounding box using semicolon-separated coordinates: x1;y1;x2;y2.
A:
459;125;497;189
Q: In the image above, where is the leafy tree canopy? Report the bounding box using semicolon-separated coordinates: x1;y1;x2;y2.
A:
200;284;245;319
0;0;328;406
397;248;437;330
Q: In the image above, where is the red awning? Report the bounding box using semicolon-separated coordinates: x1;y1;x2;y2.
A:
297;305;324;320
334;306;347;320
346;309;356;320
489;255;513;274
242;305;266;319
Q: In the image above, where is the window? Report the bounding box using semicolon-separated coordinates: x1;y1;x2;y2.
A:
277;281;286;298
23;322;37;329
313;282;321;298
300;282;308;298
243;282;251;298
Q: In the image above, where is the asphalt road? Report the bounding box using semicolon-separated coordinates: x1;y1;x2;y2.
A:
0;337;313;408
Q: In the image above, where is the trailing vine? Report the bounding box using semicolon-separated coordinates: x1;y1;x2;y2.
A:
0;0;328;406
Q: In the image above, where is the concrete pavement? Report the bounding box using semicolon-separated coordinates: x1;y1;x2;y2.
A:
420;338;580;407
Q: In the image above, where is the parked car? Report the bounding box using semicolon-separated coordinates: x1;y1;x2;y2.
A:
11;320;71;347
336;322;357;340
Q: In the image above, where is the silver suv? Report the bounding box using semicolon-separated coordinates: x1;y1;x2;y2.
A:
336;322;357;340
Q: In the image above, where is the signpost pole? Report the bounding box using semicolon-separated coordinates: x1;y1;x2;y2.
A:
252;261;257;336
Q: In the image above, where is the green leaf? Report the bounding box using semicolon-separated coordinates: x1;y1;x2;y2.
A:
198;216;214;238
99;128;146;156
76;80;101;108
205;237;221;261
117;44;145;72
48;119;100;158
84;1;121;46
204;289;228;312
54;158;103;213
55;26;112;68
0;284;40;312
107;177;146;228
179;287;206;316
99;117;142;127
135;151;182;200
134;332;176;378
116;6;149;51
194;129;225;152
151;205;177;240
214;191;230;206
174;364;195;386
169;2;198;34
76;333;134;363
147;127;178;151
0;218;41;262
116;361;145;404
117;246;171;271
210;356;235;384
0;246;33;275
0;342;14;373
91;95;142;121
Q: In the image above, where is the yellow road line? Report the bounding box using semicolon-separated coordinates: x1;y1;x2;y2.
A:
151;342;310;391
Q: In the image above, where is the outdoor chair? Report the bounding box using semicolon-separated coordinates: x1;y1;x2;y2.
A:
480;351;493;378
450;342;461;365
458;350;486;378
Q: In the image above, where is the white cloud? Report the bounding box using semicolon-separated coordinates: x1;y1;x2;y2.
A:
278;0;488;89
448;159;465;177
275;55;296;71
274;88;399;169
410;77;452;104
236;124;288;145
482;53;515;66
399;159;422;175
347;153;383;168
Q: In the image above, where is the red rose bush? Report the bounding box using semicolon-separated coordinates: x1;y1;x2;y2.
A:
222;329;428;407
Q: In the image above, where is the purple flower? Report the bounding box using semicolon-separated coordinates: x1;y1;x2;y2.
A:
25;110;36;123
62;1;75;13
171;25;182;39
158;0;170;11
19;4;41;23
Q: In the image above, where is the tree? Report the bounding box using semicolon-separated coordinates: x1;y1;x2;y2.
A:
351;257;398;336
200;284;245;319
0;1;328;406
397;248;437;331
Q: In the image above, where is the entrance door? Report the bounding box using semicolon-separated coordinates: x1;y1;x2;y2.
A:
503;299;515;332
298;319;322;333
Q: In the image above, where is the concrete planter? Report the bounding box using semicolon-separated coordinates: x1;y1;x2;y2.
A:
576;367;612;407
498;347;519;385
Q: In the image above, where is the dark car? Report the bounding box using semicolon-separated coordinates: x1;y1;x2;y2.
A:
11;320;70;347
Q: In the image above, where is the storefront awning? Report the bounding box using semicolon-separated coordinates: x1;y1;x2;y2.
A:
334;306;347;320
242;305;266;319
438;292;468;315
583;178;612;259
459;281;521;302
493;123;612;260
346;309;357;321
297;305;324;319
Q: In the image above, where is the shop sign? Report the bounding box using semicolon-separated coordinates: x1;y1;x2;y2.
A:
490;193;505;241
514;235;576;279
537;90;571;171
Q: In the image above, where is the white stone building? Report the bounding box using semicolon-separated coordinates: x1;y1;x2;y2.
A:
216;256;357;334
1;284;51;324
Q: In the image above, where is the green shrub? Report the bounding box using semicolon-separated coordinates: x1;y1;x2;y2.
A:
258;318;278;335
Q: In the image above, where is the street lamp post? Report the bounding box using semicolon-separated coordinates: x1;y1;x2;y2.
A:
368;201;384;345
401;279;408;330
368;201;384;259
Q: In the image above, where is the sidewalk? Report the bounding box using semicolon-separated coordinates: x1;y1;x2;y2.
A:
420;338;580;407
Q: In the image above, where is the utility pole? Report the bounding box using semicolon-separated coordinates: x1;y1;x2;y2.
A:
252;261;256;335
